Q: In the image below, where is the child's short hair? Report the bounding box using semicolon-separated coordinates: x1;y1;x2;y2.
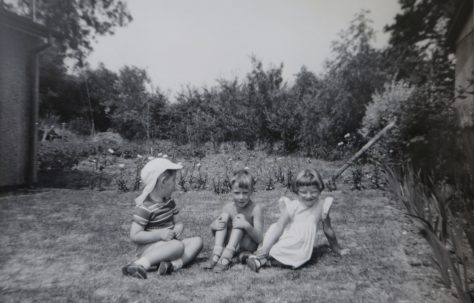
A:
230;169;256;191
293;169;325;193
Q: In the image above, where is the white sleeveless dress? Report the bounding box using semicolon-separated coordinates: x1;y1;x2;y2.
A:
268;196;334;268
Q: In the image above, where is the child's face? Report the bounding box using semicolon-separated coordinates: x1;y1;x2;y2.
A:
155;172;177;198
297;185;321;207
232;185;251;209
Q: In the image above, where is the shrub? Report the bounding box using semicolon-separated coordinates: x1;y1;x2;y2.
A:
37;141;85;172
360;80;415;163
68;117;93;135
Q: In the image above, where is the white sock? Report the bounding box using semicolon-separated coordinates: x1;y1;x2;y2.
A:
171;259;183;270
134;257;151;270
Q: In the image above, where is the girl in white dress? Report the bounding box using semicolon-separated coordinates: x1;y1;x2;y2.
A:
247;168;341;271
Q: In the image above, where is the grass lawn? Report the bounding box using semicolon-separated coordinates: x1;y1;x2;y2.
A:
0;178;457;302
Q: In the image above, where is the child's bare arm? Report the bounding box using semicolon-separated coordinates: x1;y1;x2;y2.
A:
129;222;175;244
322;215;341;255
173;222;184;238
270;209;290;241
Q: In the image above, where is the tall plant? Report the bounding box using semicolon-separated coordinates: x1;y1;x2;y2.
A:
385;164;473;303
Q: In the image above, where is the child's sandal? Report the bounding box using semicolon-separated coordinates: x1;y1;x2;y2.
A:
122;263;147;279
212;258;231;273
157;261;173;275
246;256;263;273
202;255;220;270
202;259;217;270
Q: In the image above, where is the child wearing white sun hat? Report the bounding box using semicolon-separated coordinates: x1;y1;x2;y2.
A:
122;158;203;279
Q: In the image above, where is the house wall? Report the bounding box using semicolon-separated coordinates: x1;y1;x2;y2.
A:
454;10;474;127
0;26;38;187
453;9;474;176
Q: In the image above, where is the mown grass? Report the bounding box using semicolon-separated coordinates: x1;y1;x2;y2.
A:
0;178;456;302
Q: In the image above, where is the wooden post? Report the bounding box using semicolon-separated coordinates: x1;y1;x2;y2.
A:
330;120;396;182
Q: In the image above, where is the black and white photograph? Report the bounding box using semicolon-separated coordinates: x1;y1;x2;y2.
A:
0;0;473;302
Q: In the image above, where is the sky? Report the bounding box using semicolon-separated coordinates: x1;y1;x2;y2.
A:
87;0;401;97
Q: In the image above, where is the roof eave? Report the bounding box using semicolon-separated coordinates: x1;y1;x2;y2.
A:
0;8;52;38
447;0;473;47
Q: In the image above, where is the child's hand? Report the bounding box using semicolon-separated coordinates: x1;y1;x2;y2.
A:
212;216;227;231
173;223;184;239
232;214;250;230
159;229;176;241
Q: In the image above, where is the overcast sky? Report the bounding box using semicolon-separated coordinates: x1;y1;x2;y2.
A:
87;0;401;97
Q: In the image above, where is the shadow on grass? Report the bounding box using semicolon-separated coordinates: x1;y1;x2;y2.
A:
307;244;334;266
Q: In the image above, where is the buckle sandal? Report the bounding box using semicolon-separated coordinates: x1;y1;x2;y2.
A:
202;255;220;270
212;258;231;273
122;263;147;279
158;261;173;276
246;256;265;273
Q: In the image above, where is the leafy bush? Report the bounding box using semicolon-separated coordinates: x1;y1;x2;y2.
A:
113;142;146;159
360;80;415;163
37;141;86;172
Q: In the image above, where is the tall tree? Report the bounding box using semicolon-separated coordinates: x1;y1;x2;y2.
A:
110;66;151;140
246;57;285;147
384;0;457;90
322;10;387;145
5;0;132;65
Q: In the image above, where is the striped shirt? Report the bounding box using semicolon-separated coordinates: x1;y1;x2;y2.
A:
133;198;178;230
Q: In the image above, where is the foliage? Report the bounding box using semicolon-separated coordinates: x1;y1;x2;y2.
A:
385;164;473;303
108;66;153;140
361;81;415;137
37;140;92;173
321;10;388;142
384;0;456;89
360;80;415;163
3;0;132;65
293;10;388;157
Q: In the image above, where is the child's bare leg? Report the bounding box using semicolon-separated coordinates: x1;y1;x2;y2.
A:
323;215;341;255
214;213;231;254
219;228;244;263
203;214;230;269
247;224;279;272
213;228;246;272
213;228;227;256
170;236;203;270
135;240;185;270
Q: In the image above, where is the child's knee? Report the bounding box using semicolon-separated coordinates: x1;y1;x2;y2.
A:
170;239;185;255
219;213;230;223
191;236;203;250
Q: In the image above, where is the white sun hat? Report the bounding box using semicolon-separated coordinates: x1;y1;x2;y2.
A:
134;158;183;206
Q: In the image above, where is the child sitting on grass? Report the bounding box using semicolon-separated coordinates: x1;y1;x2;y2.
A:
122;158;203;279
203;169;264;273
246;168;341;272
